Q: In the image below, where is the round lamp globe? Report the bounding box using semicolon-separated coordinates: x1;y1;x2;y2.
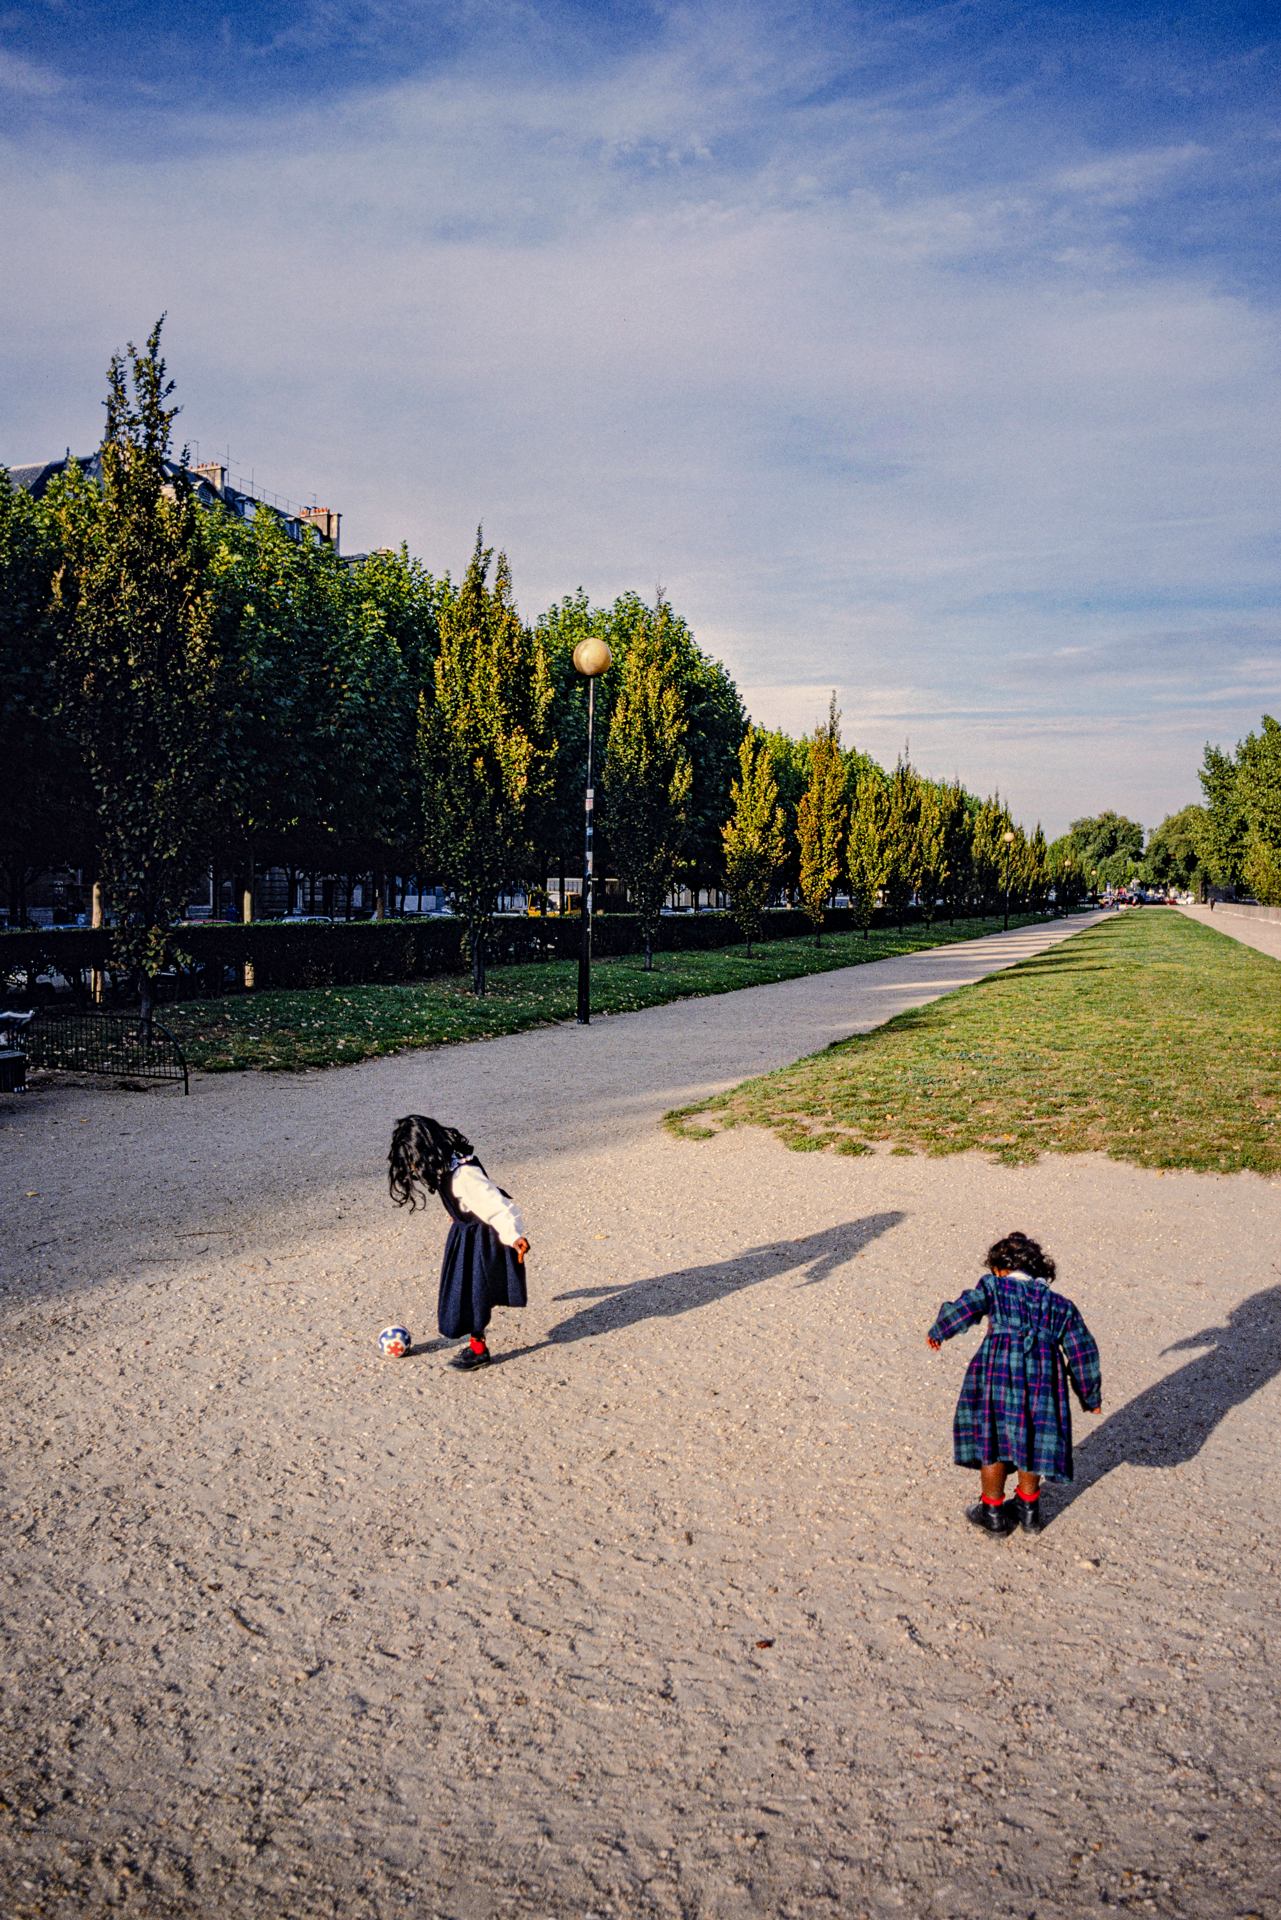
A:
572;636;612;678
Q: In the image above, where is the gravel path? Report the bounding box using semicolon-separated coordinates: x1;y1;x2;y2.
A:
3;910;1279;1920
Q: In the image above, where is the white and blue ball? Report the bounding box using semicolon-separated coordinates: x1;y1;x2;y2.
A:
378;1325;411;1358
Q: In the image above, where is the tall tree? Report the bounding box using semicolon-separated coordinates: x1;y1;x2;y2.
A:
1064;809;1145;893
533;589;600;899
682;649;747;902
1047;837;1088;912
602;599;693;969
914;776;949;925
205;505;344;912
757;727;810;904
880;756;921;929
421;534;553;993
47;321;220;1021
1230;716;1281;905
846;763;888;938
795;695;847;946
971;795;1013;913
938;780;975;920
1142;805;1208;895
721;726;786;954
0;469;94;921
1196;744;1247;896
1021;824;1051;912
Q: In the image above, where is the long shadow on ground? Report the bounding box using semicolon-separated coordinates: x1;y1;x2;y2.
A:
542;1213;905;1347
1052;1285;1281;1521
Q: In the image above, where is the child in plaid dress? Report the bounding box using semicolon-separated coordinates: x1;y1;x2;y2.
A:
927;1232;1101;1534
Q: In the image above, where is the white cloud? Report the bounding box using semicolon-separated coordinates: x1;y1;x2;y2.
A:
0;5;1277;835
0;45;63;96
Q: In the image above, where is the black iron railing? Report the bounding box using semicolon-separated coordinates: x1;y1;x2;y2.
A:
24;1009;190;1095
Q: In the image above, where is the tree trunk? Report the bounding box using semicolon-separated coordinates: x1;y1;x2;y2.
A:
90;878;106;1005
138;968;155;1039
241;862;255;991
471;923;487;996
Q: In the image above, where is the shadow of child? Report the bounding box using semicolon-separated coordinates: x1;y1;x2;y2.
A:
1054;1284;1281;1519
546;1212;906;1347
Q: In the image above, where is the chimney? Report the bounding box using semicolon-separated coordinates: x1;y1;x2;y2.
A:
300;505;341;550
193;460;227;496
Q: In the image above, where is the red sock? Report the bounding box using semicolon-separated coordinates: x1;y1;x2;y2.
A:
469;1335;487;1356
981;1493;1004;1507
1017;1486;1040;1503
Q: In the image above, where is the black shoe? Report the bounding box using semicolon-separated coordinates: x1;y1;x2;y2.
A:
449;1345;491;1371
967;1500;1013;1534
1014;1496;1044;1532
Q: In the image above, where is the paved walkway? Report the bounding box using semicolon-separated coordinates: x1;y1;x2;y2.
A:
3;912;1106;1283
1179;901;1281;964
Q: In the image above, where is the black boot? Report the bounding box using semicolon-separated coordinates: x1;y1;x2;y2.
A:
967;1500;1013;1534
1015;1495;1044;1533
450;1343;491;1371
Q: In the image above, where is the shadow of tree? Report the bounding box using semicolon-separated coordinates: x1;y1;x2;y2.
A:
1054;1285;1281;1519
545;1213;906;1347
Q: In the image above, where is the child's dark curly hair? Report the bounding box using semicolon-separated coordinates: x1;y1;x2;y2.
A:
389;1114;475;1208
986;1231;1056;1281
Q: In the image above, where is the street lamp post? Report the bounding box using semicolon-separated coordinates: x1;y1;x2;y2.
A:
572;636;612;1024
1002;829;1016;930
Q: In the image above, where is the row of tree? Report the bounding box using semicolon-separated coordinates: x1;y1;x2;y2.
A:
1;323;1075;1005
721;701;1078;957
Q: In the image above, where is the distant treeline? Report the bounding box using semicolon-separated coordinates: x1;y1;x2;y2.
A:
2;322;1094;1004
1057;717;1281;908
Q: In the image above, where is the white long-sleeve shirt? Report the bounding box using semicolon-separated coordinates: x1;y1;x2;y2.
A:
450;1160;526;1248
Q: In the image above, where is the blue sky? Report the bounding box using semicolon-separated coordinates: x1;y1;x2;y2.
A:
3;1;1278;834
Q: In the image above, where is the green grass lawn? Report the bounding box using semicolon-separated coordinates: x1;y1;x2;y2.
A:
665;911;1281;1175
164;913;1050;1074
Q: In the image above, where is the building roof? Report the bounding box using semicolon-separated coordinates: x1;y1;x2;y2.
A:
7;452;339;549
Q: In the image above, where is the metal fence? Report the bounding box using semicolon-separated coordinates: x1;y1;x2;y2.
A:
24;1009;190;1094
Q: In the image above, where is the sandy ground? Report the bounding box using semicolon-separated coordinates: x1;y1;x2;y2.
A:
3;912;1280;1920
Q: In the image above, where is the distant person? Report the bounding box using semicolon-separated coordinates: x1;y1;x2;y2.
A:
388;1115;529;1371
927;1232;1101;1534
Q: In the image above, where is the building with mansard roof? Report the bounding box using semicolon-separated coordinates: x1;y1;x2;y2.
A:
10;453;341;552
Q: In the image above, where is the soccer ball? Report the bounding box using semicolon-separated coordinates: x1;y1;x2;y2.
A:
378;1325;411;1358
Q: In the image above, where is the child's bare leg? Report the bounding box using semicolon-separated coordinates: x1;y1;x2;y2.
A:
1014;1470;1045;1531
968;1462;1014;1532
979;1463;1009;1504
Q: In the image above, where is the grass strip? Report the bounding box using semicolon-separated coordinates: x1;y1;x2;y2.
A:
664;912;1281;1175
164;914;1051;1074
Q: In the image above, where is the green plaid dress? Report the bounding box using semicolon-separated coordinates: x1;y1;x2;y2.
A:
928;1272;1101;1481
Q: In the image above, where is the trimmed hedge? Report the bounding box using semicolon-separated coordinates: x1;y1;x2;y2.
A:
0;902;943;1003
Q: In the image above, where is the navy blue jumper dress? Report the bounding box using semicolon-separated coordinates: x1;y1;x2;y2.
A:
436;1159;527;1340
928;1271;1101;1481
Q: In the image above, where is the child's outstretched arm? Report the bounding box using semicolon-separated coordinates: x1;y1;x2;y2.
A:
452;1162;528;1251
1061;1305;1102;1410
926;1280;991;1351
